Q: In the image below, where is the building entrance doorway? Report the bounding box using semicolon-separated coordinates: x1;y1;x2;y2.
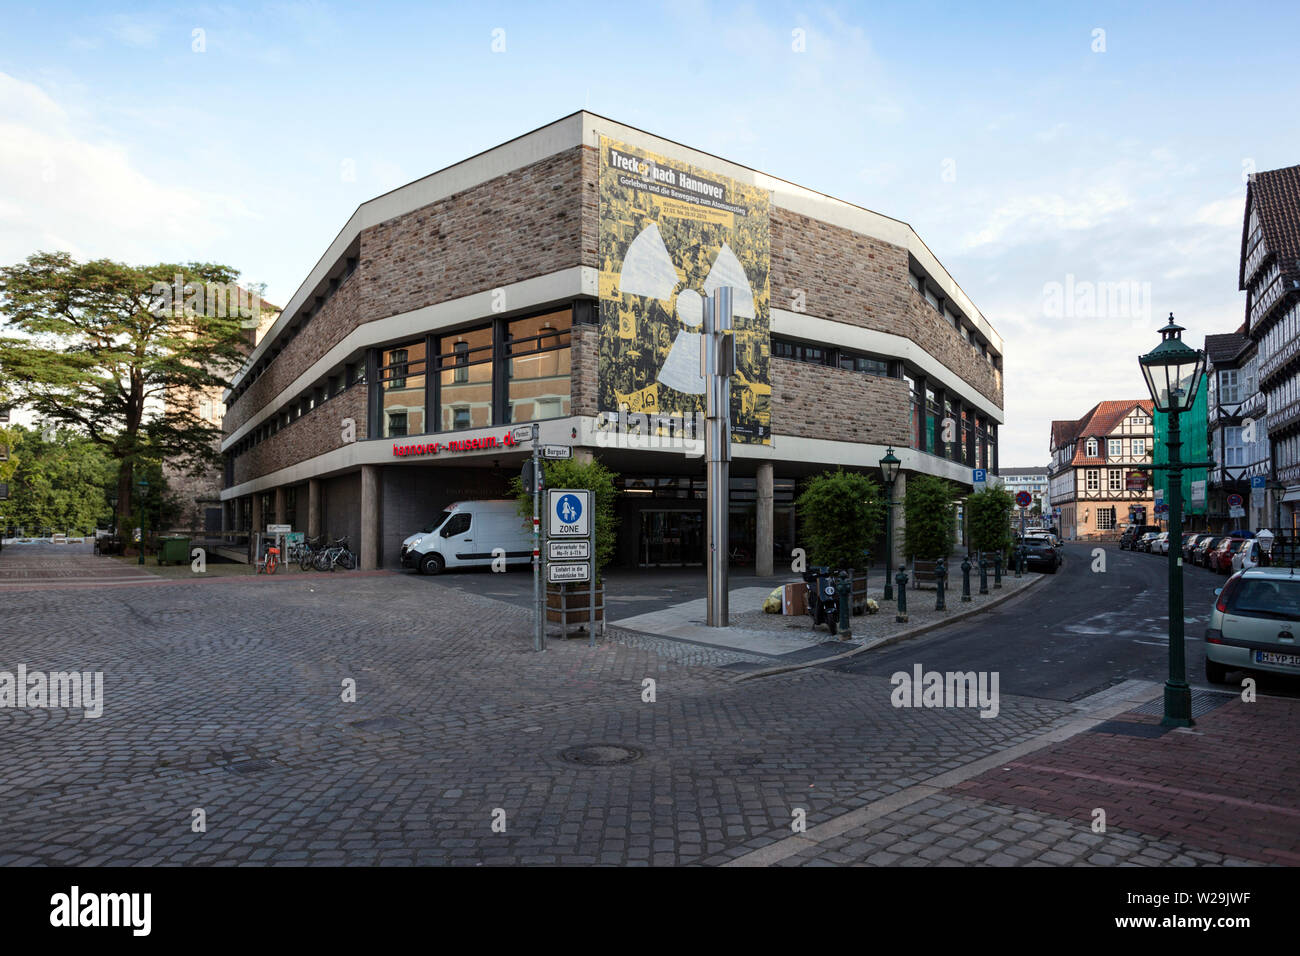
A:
639;510;703;566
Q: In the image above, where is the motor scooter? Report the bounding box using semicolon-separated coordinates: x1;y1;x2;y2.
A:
802;566;840;637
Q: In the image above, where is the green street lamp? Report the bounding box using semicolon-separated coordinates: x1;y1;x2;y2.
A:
1139;313;1206;728
880;447;901;601
137;477;149;566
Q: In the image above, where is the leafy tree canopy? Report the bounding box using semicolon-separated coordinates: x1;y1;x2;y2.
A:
795;468;886;571
903;474;957;561
967;486;1015;556
0;251;266;525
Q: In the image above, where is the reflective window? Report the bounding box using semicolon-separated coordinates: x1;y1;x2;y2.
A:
437;327;492;431
507;309;572;424
380;341;426;438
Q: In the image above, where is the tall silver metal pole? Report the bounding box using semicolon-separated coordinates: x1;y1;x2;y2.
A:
532;423;543;652
705;287;733;626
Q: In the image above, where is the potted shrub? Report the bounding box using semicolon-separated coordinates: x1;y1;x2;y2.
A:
512;457;619;637
795;468;886;613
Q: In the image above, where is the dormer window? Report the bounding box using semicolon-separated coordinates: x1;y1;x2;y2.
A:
1086;438;1098;457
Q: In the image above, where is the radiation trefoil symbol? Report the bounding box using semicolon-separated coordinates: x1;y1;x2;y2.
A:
617;223;755;395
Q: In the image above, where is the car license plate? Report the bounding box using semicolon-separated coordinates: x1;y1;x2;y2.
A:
1255;650;1300;666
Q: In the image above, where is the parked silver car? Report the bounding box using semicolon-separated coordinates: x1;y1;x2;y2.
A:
1205;568;1300;683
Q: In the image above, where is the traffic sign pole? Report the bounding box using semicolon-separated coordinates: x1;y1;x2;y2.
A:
531;423;543;652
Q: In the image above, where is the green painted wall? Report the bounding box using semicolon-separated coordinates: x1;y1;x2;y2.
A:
1153;371;1209;516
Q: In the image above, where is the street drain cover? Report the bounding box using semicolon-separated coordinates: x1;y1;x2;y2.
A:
223;758;284;775
560;744;642;766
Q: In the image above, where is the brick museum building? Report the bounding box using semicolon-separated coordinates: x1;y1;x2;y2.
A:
220;112;1007;570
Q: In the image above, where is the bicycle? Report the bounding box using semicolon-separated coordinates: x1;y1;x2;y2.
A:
313;536;357;571
296;535;326;571
255;541;281;575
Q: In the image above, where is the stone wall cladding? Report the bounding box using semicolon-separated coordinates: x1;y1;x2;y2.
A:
232;383;367;486
225;147;589;438
771;357;910;446
769;206;1003;409
360;147;588;321
570;324;599;417
225;270;361;435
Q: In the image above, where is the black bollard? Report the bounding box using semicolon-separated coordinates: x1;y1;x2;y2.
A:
936;557;947;611
979;555;989;595
837;570;852;638
961;554;972;602
895;567;908;622
993;551;1003;589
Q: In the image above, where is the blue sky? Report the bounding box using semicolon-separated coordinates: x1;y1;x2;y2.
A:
2;0;1298;464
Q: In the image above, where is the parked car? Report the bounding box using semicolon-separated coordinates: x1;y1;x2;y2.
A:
1182;533;1209;562
1023;530;1061;550
1193;535;1223;567
1233;538;1270;574
1120;525;1161;550
1205;567;1300;683
1136;532;1160;553
1150;532;1172;555
1021;538;1061;574
400;499;533;575
1208;537;1248;574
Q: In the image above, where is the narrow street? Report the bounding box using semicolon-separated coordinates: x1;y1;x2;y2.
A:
828;542;1300;702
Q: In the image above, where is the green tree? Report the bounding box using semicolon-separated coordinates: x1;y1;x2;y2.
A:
966;486;1014;556
795;468;886;571
2;426;117;535
0;252;266;531
903;474;957;560
512;457;620;580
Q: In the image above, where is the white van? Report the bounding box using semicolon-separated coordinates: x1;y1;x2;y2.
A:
401;500;533;575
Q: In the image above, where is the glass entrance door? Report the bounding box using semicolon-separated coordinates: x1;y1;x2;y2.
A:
639;510;704;566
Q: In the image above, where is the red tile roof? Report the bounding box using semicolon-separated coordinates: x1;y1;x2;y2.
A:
1050;400;1154;465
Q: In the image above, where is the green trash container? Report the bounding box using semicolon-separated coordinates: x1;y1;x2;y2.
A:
157;535;191;566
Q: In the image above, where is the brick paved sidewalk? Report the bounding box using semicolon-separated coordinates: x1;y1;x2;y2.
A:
2;554;1293;867
951;694;1300;866
725;686;1298;867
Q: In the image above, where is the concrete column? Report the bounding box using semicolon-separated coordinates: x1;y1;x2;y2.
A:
308;479;321;539
755;461;774;577
891;472;907;573
574;448;594;464
274;486;286;525
250;493;263;537
361;465;381;570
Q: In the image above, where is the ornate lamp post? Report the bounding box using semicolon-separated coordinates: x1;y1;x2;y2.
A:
1139;313;1206;728
879;447;901;601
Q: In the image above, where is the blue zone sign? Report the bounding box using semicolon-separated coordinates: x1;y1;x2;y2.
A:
548;489;591;537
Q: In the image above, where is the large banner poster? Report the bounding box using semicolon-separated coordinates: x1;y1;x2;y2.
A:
597;136;771;445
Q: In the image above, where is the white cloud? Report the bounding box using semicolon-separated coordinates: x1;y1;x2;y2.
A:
962;187;1134;250
0;71;258;268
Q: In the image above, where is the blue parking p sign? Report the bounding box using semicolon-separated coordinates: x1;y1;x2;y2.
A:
972;469;987;485
1251;475;1266;490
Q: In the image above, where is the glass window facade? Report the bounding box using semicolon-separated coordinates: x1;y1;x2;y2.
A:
437;326;493;431
506;309;571;423
380;341;426;438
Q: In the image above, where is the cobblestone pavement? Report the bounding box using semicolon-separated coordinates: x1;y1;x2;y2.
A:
0;550;1284;866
